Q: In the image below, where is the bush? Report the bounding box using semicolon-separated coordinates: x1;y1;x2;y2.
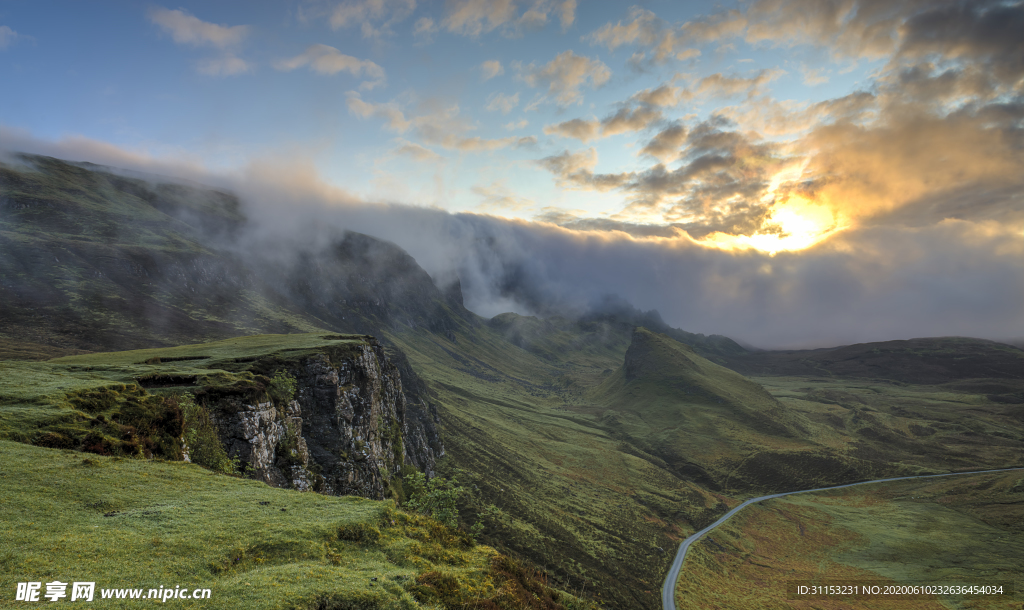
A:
180;394;237;474
268;371;296;405
403;472;464;529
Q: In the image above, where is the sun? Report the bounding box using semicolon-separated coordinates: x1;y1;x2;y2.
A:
696;167;848;255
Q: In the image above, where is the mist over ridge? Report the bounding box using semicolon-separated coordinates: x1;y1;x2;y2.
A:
2;140;1021;351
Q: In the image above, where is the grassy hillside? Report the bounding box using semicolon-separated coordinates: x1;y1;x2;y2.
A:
676;470;1024;609
4;155;1024;610
387;320;730;610
390;322;1024;608
0;333;367;451
726;337;1024;385
754;375;1024;477
0;155;469;354
0;441;596;610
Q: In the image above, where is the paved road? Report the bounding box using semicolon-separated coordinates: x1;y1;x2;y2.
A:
661;466;1024;610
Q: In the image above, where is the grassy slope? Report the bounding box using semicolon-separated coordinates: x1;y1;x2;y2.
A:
727;337;1024;385
5;157;1024;609
0;157;323;352
0;333;366;446
388;320;731;610
588;328;827;492
676;470;1024;609
0;440;596;610
392;321;1024;609
754;375;1024;476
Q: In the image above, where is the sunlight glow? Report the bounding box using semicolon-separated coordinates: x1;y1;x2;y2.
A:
696;163;849;255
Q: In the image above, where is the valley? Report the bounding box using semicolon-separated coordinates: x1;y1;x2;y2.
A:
2;155;1023;609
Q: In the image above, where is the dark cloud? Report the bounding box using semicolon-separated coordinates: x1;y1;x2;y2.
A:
540;119;781;235
639;123;688;162
898;1;1024;86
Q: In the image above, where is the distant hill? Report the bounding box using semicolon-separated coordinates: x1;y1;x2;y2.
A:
589;328;875;492
0;154;471;355
722;336;1024;385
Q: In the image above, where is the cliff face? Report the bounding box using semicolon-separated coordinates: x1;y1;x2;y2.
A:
205;337;438;499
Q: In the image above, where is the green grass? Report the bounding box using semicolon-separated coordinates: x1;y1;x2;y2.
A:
753;375;1024;474
388;322;1024;609
676;470;1024;609
3;321;1021;610
0;441;452;609
0;440;597;609
4;155;1023;610
387;322;735;610
0;333;366;449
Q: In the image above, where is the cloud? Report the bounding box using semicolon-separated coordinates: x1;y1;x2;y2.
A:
588;8;659;50
588;7;729;64
472;181;535;212
537;117;784;233
537;147;597;176
276;44;385;89
539;82;1024;247
538;147;631;192
639;123;688;163
558;0;577;31
800;65;829;86
587;2;1021;69
441;0;580;38
394;140;442;163
442;0;519;37
4;126;1022;349
631;84;689;107
743;0;909;60
544;118;600;142
197;55;252;76
346;92;412;132
693;69;785;99
519;50;611;105
504;119;529;130
149;7;248;48
896;1;1024;87
413;16;438;37
675;8;748;46
601;106;662;136
347;93;530;151
480;59;504;80
485;92;519;114
328;0;417;38
543;105;662;142
149;7;252;77
0;25;20;50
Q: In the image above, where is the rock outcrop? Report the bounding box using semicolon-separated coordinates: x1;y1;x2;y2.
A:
204;337;437;500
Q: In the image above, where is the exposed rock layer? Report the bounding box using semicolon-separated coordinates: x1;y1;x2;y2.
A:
207;338;439;499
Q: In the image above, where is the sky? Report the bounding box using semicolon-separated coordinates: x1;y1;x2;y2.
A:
1;0;1022;348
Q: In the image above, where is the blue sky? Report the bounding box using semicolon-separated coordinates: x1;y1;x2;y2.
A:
0;1;882;222
1;1;1022;346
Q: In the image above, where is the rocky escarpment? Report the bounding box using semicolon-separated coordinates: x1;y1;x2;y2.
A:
201;337;439;499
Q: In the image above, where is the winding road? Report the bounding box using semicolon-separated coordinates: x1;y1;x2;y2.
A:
661;466;1024;610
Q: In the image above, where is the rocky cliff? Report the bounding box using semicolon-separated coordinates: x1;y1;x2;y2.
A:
199;337;440;500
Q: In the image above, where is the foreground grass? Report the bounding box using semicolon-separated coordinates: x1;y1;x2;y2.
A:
0;441;595;609
676;470;1024;609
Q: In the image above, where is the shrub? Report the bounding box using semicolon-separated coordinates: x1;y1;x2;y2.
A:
180;394;237;474
403;472;464;529
268;371;297;405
